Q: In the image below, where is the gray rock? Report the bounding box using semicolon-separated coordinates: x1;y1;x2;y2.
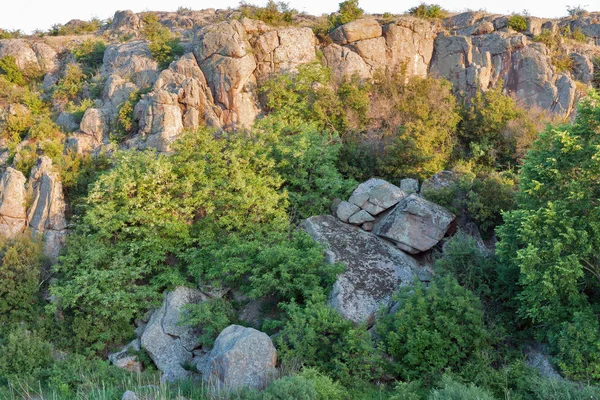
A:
420;171;458;193
375;194;455;254
102;41;159;88
400;178;419;193
303;215;429;324
348;210;374;225
330;18;382;45
108;340;143;373
348;179;406;216
336;201;361;223
0;168;27;239
141;287;207;382
122;391;138;400
111;10;142;35
204;325;277;390
348;178;394;208
524;342;563;381
56;112;79;132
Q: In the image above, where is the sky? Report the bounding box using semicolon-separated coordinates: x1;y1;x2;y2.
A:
0;0;597;33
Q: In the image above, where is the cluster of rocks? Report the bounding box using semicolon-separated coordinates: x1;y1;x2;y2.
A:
110;286;277;392
0;156;66;261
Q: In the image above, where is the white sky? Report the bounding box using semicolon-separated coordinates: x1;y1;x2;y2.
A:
1;0;598;33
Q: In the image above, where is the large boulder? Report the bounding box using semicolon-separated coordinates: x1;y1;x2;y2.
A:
141;287;207;382
303;215;430;324
102;41;159;88
252;27;317;82
375;194;455;254
383;18;437;78
26;157;67;261
348;178;406;216
194;20;259;128
322;44;371;79
110;10;142;35
203;325;276;390
0;168;27;238
0;39;39;70
330;18;382;45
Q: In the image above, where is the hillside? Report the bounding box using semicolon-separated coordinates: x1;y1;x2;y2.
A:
0;2;600;399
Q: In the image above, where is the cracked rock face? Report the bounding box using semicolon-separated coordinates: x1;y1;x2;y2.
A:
0;168;27;238
303;215;430;324
27;156;68;262
204;325;276;390
141;286;207;382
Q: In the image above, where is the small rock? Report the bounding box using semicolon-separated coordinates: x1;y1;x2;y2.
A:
400;178;419;193
108;340;143;373
361;222;374;231
348;210;375;225
122;391;138;400
336;200;361;223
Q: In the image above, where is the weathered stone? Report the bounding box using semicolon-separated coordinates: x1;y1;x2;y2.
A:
330;18;382;45
0;168;27;238
375;194;455;254
303;215;429;323
420;170;458;193
335;200;361;223
348;210;374;225
570;53;594;84
141;287;207;382
111;10;142;35
56;112;79;132
194;20;259;128
524;342;563;381
80;108;109;144
204;325;277;390
102;41;159;88
108;340;143;373
348;178;390;208
348;179;406;216
383;18;437;78
0;39;38;70
122;390;138;400
361;221;374;231
322;44;371;79
27;157;67;261
400;178;419;193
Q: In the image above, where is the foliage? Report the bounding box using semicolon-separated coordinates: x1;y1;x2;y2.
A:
408;3;448;19
239;1;297;26
51;128;287;352
52;63;86;103
141;13;184;68
256;120;356;220
0;327;53;383
458;85;537;168
0;56;25;85
0;29;21;39
115;89;145;140
72;40;106;74
182;298;235;347
552;53;575;73
262;375;317;400
0;235;46;328
377;276;492;381
329;0;364;29
428;375;496;400
298;368;345;400
508;15;527;32
533;29;562;52
186;231;342;304
275;300;381;385
566;5;589;18
65;98;94;126
466;172;517;234
551;311;600;382
49;18;102;36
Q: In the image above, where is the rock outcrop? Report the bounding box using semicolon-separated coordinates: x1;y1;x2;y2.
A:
141;287;207;382
26;157;67;261
0;168;27;238
303;215;430;324
108;340;143;373
203;325;277;390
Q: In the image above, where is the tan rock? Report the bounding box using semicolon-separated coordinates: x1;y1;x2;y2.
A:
330;18;382;45
0;168;27;238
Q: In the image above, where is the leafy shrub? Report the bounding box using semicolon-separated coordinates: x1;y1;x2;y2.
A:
239;1;297;26
72;40;106;73
0;327;53;383
275;301;381;385
551;311;600;382
533;29;562;51
186;231;342;304
182;298;235;347
262;375;317;400
52;63;86;103
0;29;22;39
141;13;184;68
377;276;492;381
508;15;527;32
66;98;94;125
567;5;589;18
0;56;24;85
466;172;517;235
526;374;600;399
49;18;101;36
0;236;45;328
115;89;145;140
298;368;345;400
408;3;448;19
428;375;496;400
552;53;575;73
329;0;364;29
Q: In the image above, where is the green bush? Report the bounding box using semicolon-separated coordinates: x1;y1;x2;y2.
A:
182;298;235;347
141;13;184;68
552;53;575;73
0;236;46;328
508;15;527;32
239;1;297;26
466;172;517;235
49;18;101;36
186;231;342;304
52;63;86;103
115;89;145;140
0;327;53;383
298;368;345;400
533;29;562;51
377;276;492;381
0;56;24;85
329;0;364;29
525;374;600;399
408;3;448;19
72;40;106;74
263;375;317;400
275;301;381;385
428;375;496;400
